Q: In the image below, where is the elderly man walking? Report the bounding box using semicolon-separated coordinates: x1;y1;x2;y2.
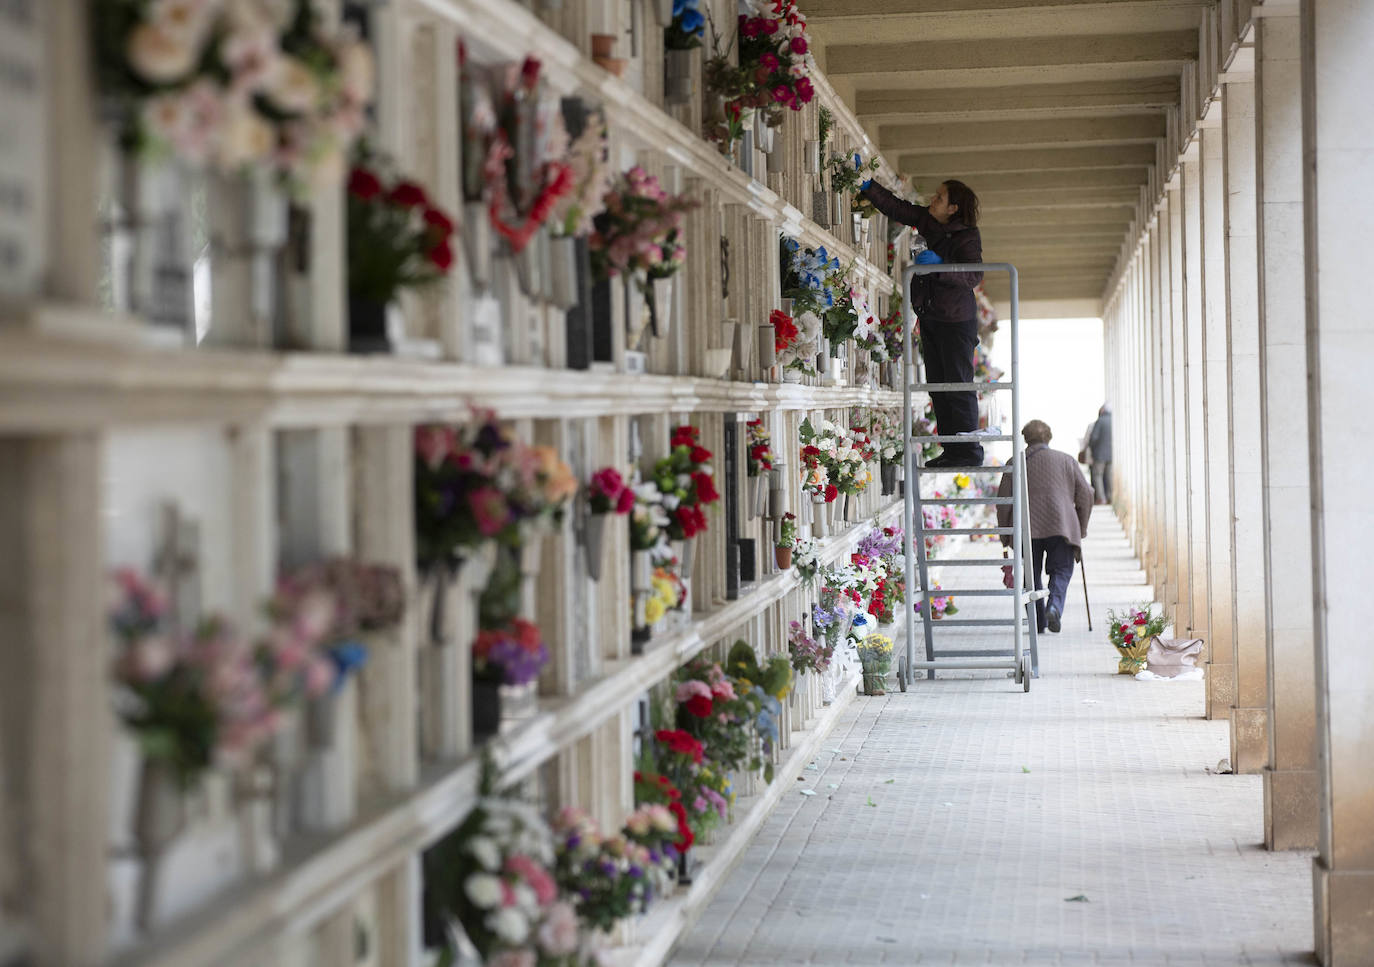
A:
997;420;1094;633
1087;404;1113;504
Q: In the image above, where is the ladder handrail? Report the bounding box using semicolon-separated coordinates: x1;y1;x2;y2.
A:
901;262;1028;681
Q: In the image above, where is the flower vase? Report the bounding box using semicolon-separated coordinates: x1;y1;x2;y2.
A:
768;465;786;517
665;49;695;104
306;691;342;748
754;474;769;517
134;759;187;930
804;139;821;174
831;192;847;232
472;677;501;738
651;0;674;25
812;497;829;538
767;141;787;175
754;114;776;154
625;271;649;345
819;665;837;705
585;512;609;581
649;274;674;338
549;234;581;310
881;461;898;496
775;545;793;569
861;666;887;696
740;129;756;179
462;200;492;290
631;549;653;593
746;475;764;520
510;234;542;299
812;189;830;228
676;537;696;579
757;323;777;372
782;366;804;383
348;295;394;353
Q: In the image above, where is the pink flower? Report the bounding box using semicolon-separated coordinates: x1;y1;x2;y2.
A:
710;678;736;701
790;35;808;55
676;679;713;703
415;425;455;468
761;52;780;71
303;655;336;698
537;901;581;956
506;854;558;905
771;85;792;103
468;487;512;537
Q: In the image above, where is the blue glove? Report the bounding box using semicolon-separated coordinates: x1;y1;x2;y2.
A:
860;178;873;191
915;249;943;265
852;152;863;170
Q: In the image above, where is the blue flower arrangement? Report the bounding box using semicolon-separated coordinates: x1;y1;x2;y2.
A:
665;0;706;50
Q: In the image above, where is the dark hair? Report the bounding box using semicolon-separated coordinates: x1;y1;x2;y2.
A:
942;180;980;227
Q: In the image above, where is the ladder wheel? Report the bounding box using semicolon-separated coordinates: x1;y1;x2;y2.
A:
1022;655;1032;692
897;657;908;692
1013;660;1023;684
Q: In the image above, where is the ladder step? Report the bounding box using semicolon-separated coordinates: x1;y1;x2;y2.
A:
915;465;1013;474
917;497;1013;505
923;558;1021;567
923;618;1021;627
911;434;1012;443
930;527;1013;535
910;382;1014;392
919;588;1015;597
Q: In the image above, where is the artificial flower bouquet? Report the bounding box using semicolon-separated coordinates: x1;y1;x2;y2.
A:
414;416;577;574
800;418;873;501
674;658;762;778
665;0;706;50
422;779;584;965
643;564;687;626
915;585;958;621
589;166;695;285
550;806;673;934
1106;603;1168;674
791;537;820;582
652;424;721;541
472;617;549;687
347;160;456;298
587;466;637;515
776;512;797;551
547;113;610;239
828;151;881;205
788;619;832;675
746;419;774;477
92;0;373;192
856;633;892;695
736;0;816;125
770;308;801;358
631;770;695;857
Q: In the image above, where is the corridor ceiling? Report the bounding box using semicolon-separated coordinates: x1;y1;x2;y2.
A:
810;0;1210;311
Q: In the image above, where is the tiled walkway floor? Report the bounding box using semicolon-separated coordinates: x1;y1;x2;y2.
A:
669;508;1314;966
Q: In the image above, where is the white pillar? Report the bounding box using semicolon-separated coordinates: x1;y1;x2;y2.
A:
1303;1;1374;960
1181;154;1212;654
1255;8;1317;853
1222;76;1269;776
1200;118;1236;722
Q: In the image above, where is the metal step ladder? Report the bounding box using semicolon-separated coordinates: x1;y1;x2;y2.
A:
896;262;1045;692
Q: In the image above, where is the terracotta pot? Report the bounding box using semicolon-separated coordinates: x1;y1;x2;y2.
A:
590;33;616;58
594;56;627;77
775;546;793;569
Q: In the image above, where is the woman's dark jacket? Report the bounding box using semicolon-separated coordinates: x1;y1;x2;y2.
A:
860;181;983;324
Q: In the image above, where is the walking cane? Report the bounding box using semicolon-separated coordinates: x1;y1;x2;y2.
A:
1079;555;1092;632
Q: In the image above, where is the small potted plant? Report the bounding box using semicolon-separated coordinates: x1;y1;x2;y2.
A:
346;160;455;352
585;466;636;581
775;514;796;569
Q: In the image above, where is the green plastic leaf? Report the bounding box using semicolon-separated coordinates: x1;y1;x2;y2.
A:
1065;895;1090;903
866;796;877;807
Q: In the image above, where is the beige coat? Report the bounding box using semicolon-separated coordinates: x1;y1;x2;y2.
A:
996;444;1094;546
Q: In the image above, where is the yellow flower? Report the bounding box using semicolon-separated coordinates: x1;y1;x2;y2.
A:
644;595;666;625
953;473;971;490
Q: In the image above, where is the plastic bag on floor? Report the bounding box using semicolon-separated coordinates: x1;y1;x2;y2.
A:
1139;636;1205;679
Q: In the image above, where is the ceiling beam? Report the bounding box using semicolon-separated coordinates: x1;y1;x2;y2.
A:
824;31;1197;77
979;188;1143;210
878;115;1166;152
855;78;1180;123
805;0;1204;19
980;205;1134;225
902;168;1150;191
899;144;1157;173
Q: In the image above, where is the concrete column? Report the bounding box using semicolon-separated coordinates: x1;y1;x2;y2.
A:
1150;222;1170;596
1255;9;1317;853
1222;77;1269;776
1160;196;1185;624
1180;155;1212;654
1200;119;1236;722
1303;1;1374;961
0;437;109;966
1167;184;1195;635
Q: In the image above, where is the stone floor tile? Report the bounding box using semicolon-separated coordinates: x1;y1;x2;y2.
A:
667;510;1311;967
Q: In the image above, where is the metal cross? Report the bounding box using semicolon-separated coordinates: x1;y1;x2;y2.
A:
152;501;201;636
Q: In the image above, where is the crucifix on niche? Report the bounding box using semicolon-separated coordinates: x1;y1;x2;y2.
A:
152;501;201;637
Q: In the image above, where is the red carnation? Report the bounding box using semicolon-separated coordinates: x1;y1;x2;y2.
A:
802;445;822;458
690;445;713;464
672;425;699;447
1134;615;1148;626
740;16;762;37
348;167;383;200
693;472;720;504
691;504;708;532
424;207;455;236
616;488;636;514
790;36;808;54
675;505;701;538
771;84;791;104
685;694;713;718
761;17;779;33
796;77;815;102
427;240;454;271
670;800;694;852
824;484;838;503
388;181;428;208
